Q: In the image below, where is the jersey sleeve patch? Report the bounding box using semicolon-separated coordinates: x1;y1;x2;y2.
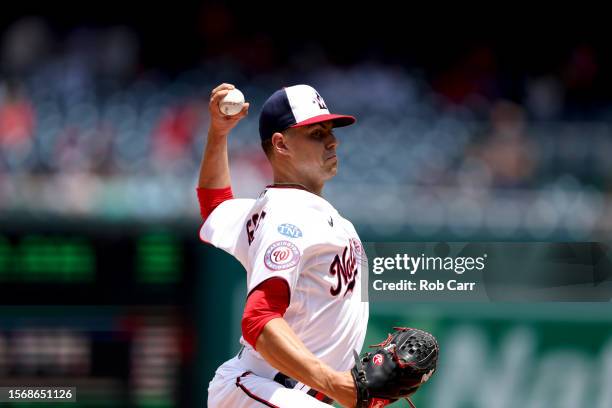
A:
264;240;300;271
277;223;303;238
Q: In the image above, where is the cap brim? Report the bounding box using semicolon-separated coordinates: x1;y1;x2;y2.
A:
290;113;356;129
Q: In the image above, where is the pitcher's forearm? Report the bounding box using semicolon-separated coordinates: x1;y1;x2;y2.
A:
256;318;356;407
198;132;230;188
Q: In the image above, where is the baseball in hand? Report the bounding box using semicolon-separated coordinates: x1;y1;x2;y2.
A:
219;88;245;116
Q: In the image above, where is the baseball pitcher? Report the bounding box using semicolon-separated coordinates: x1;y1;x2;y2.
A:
198;83;437;408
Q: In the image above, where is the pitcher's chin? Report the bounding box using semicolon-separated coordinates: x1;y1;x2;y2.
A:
323;166;338;180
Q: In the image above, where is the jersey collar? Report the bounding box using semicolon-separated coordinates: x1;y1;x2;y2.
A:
264;184;337;214
266;183;310;192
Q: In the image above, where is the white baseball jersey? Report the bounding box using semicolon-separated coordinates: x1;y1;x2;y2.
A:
202;185;369;407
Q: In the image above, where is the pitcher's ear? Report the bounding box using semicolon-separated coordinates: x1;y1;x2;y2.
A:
271;132;290;156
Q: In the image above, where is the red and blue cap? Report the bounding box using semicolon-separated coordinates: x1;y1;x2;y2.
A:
258;84;356;141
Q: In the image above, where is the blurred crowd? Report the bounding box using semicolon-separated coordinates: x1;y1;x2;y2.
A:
1;17;611;239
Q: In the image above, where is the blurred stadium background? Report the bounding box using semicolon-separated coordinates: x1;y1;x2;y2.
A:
0;4;611;407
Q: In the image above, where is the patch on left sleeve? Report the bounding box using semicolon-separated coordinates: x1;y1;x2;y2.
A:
264;240;300;271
